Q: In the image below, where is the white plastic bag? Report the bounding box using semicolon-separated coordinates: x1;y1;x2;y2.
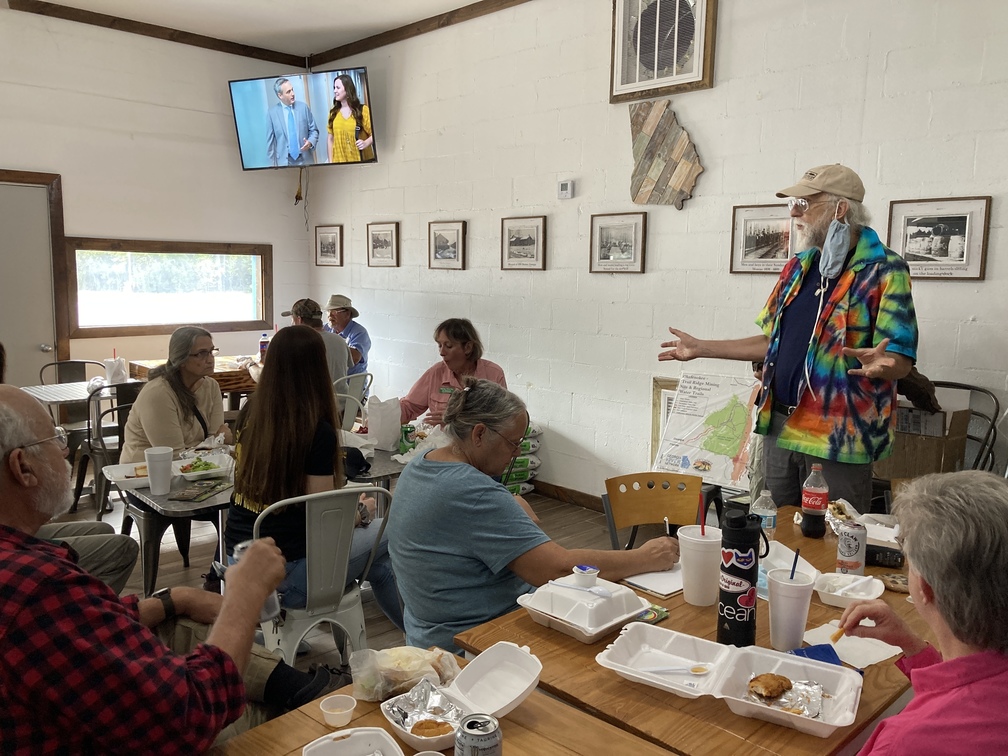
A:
350;646;462;702
366;395;402;452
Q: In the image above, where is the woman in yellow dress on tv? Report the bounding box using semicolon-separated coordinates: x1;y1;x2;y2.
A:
327;74;374;163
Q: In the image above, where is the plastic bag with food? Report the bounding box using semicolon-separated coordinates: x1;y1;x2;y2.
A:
349;646;462;702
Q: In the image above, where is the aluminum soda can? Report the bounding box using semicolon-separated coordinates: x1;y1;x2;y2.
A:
835;521;867;575
454;713;502;756
399;424;417;454
232;540;282;621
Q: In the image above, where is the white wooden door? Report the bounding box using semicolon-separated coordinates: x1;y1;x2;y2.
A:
0;182;57;387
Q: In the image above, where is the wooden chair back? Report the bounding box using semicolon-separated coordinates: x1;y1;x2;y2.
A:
603;471;703;550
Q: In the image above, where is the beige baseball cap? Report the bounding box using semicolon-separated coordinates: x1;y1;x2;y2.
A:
775;163;865;202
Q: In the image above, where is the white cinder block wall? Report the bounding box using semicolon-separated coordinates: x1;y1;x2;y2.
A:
1;1;1006;498
309;0;1008;492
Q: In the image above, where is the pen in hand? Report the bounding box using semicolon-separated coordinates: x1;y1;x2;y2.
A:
664;516;671;537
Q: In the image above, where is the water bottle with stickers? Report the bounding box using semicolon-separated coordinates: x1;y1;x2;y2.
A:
717;511;769;647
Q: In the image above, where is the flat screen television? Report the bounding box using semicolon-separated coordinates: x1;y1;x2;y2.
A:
228;67;377;170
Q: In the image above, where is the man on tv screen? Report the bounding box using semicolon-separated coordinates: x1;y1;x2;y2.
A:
266;77;318;167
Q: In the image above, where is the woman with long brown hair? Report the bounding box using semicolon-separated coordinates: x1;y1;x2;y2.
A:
327;73;373;163
225;325;402;628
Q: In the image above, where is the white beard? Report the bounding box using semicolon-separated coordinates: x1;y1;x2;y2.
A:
34;456;75;521
795;214;831;252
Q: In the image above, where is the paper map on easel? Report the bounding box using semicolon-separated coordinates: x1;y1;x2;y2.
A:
653;373;760;489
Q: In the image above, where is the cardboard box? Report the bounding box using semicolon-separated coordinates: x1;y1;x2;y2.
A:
873;408;971;480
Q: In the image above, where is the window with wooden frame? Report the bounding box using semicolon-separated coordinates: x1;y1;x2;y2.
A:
64;237;273;338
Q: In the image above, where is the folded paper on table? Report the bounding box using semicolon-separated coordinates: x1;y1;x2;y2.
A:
803;621;901;669
622;565;684;599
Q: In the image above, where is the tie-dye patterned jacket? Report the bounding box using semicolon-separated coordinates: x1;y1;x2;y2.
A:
753;226;918;464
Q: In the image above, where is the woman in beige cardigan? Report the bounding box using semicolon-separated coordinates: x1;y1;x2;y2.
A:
121;326;232;464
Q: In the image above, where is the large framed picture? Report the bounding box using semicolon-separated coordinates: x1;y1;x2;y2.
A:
887;196;991;280
729;204;795;274
501;216;546;270
315;225;342;267
367;222;399;267
428;221;466;270
610;0;719;103
590;212;647;273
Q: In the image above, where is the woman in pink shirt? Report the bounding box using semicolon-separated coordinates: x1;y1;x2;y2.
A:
400;318;506;427
837;470;1008;754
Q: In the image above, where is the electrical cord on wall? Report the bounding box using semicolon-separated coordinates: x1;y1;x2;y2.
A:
292;167;311;231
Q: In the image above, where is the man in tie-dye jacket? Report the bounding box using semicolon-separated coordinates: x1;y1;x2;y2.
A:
659;164;918;512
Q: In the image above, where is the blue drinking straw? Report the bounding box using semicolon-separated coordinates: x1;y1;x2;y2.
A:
789;548;801;580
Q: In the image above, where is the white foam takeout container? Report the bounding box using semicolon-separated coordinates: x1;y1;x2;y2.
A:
516;575;650;643
102;462;151;490
301;727;404;756
380;641;541;751
814;573;885;610
596;623;863;738
171;454;234;481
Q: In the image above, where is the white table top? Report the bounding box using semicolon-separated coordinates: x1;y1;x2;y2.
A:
21;381;92;405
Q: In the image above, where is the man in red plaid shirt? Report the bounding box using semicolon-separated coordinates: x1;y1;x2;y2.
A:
0;385;333;753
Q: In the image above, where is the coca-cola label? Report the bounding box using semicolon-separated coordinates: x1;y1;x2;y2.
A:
721;547;756;570
802;489;829;512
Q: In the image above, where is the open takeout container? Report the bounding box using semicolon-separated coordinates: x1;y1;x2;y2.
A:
516;575;650;643
301;727;404;756
102;462;151;490
380;641;541;751
171;453;234;481
814;573;885;609
596;623;863;738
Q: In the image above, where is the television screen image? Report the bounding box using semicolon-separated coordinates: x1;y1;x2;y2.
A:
228;67;377;170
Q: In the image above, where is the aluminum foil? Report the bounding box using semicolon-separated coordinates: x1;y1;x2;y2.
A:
825;499;860;535
745;678;824;719
384;678;466;732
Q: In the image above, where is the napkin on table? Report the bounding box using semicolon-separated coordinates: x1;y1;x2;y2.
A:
803;620;901;668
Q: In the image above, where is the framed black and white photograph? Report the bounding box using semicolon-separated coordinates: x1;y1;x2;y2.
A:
610;0;719;104
367;222;399;268
887;196;991;280
729;204;795;274
501;216;546;270
315;225;342;267
590;212;647;273
428;221;466;270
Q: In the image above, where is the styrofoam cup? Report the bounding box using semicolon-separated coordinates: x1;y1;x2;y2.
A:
767;568;816;651
677;525;722;606
320;694;356;727
144;446;173;495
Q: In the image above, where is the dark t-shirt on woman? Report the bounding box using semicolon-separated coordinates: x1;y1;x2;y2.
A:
224;419;336;561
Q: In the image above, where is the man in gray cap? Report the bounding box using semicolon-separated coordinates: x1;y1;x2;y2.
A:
323;294;371;389
281;298;352;386
658;163;918;512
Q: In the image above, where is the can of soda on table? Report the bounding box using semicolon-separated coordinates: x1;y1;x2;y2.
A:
399;424;417;454
232;540;282;621
835;521;867;575
454;714;502;756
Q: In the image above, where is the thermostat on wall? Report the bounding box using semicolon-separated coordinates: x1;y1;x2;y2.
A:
558;179;575;200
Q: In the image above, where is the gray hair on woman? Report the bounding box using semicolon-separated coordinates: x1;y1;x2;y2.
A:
442;377;525;443
435;318;484;363
149;326;212;422
893;470;1008;653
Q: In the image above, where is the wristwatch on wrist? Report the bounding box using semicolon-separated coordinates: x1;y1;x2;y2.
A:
152;587;176;620
357;500;372;527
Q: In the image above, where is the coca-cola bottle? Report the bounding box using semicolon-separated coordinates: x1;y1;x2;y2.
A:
801;463;829;538
717;511;770;647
